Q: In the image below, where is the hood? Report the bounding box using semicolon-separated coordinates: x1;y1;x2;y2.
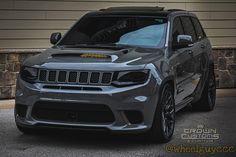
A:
24;47;164;71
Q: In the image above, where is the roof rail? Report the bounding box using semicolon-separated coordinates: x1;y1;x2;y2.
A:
100;6;164;12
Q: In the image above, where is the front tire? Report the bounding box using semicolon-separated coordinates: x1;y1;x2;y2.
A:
147;84;175;143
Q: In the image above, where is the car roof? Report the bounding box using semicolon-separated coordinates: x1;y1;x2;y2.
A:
85;6;191;18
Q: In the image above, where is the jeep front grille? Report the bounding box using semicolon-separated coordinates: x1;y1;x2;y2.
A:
38;69;113;85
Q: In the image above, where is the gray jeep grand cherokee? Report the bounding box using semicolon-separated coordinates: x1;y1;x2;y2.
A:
15;6;216;142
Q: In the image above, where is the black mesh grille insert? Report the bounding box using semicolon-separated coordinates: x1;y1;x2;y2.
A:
58;71;67;82
124;111;143;124
39;70;47;81
68;72;77;83
48;71;56;82
90;72;100;83
15;104;28;118
32;101;115;124
79;72;88;83
102;73;112;84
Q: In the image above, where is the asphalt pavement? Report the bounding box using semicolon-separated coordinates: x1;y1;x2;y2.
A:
0;90;236;157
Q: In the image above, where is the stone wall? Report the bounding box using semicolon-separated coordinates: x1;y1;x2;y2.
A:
0;48;236;99
0;49;42;99
213;48;236;88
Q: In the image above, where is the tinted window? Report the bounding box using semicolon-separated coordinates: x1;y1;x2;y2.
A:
180;16;197;42
59;16;167;48
191;17;205;40
172;17;184;46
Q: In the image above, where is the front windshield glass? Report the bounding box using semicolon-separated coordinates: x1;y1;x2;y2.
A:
58;15;167;48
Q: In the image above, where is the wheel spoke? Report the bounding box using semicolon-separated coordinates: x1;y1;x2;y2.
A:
165;123;169;135
207;75;216;107
208;94;213;106
167;110;174;120
165;95;172;105
161;87;175;137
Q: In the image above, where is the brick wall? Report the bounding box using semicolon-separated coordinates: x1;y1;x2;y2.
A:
0;48;236;99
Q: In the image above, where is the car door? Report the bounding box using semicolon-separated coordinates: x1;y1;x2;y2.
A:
179;16;201;96
170;16;197;105
190;17;209;87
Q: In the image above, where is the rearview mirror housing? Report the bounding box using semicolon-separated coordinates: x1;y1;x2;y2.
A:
173;35;193;50
50;32;62;45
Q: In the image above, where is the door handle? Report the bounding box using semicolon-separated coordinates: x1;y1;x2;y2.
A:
201;44;206;49
184;49;193;55
187;50;193;55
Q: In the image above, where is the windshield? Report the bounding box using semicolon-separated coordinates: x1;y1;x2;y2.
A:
58;15;168;48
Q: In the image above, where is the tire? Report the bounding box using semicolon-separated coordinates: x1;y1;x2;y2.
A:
16;124;36;135
147;83;175;143
192;68;216;111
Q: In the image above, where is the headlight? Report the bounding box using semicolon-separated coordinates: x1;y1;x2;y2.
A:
112;70;150;87
20;66;38;83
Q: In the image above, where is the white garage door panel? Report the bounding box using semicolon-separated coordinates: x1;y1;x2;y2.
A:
14;1;156;11
0;30;66;39
186;3;236;11
210;37;236;47
193;12;236;20
0;39;51;49
0;20;76;29
0;0;235;48
201;20;236;29
0;1;14;9
0;11;46;20
46;11;87;20
205;29;236;37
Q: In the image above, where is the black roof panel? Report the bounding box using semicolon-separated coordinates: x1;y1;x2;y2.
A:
84;6;187;17
100;6;165;12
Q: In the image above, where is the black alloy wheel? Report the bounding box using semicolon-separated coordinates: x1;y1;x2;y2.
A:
147;83;175;143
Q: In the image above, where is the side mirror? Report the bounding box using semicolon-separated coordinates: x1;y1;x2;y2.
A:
173;35;193;50
50;32;62;45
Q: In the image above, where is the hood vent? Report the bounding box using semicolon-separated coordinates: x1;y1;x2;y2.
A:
52;53;110;58
51;53;83;57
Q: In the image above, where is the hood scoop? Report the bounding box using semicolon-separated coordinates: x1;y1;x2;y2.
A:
52;53;111;59
51;53;112;63
51;53;82;57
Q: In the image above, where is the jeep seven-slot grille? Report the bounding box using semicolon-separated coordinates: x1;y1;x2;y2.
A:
38;70;113;85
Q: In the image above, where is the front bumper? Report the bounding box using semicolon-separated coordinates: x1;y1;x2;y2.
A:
15;74;160;133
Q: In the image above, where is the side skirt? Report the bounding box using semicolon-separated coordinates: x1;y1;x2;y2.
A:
175;97;194;112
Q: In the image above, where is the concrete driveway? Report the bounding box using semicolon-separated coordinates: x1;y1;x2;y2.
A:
0;89;236;157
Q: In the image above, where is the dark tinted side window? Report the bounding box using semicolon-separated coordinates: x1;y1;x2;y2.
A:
191;17;205;40
172;17;184;46
180;16;197;42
